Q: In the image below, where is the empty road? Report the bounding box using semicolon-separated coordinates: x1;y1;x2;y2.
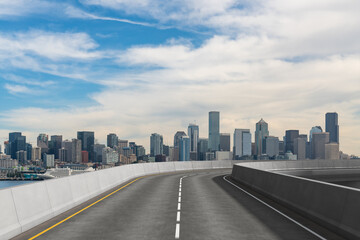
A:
13;169;344;240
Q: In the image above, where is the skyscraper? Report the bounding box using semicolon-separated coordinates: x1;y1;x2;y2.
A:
326;112;339;143
197;138;208;160
77;131;95;162
150;133;163;157
309;126;322;142
219;133;230;151
9;132;26;160
255;119;269;156
107;133;118;148
264;136;279;158
188;124;199;153
179;136;190;161
285;130;299;154
312;132;330;159
174;131;187;148
209;111;220;152
233;129;251;159
50;135;62;159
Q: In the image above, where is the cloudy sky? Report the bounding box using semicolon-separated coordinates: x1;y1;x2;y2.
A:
0;0;359;155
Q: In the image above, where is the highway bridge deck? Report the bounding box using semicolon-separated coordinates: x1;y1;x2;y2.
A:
12;169;344;240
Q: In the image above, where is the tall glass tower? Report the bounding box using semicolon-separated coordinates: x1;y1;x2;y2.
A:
188;124;199;152
325;112;339;143
255;118;269;156
150;133;163;157
209;111;220;152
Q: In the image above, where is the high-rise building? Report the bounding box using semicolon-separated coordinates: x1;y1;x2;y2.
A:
326;112;339;143
59;148;67;162
179;136;190;161
37;133;49;150
26;143;32;161
107;133;118;148
135;145;146;159
118;140;128;149
264;136;279;158
62;140;72;162
77;131;95;162
9;132;26;160
44;154;55;168
285;130;299;154
255;119;269;156
81;151;89;163
233;129;251;159
94;144;106;162
150;133;163;157
209;111;220;152
163;145;170;156
312;132;330;159
310;126;323;142
72;139;82;163
16;150;27;165
50;135;62;159
219;133;230;151
197;138;208;160
31;147;42;161
294;137;306;160
174;131;187;148
325;143;339;160
188;124;199;152
102;147;119;164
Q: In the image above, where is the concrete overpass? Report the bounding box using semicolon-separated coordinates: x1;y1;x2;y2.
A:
1;160;359;240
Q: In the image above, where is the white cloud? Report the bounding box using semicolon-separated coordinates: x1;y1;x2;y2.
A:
3;84;37;95
0;0;56;18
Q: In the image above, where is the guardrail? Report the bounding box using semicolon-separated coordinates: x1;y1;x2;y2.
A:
0;160;237;240
231;159;360;240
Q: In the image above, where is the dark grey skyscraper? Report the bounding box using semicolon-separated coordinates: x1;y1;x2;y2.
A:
285;130;299;154
219;133;230;151
209;111;220;152
197;138;208;160
107;133;118;148
9;132;26;160
50;135;62;159
150;133;163;157
255;119;269;156
326;112;339;143
77;131;95;162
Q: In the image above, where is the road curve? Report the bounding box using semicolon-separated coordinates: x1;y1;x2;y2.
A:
12;169;344;240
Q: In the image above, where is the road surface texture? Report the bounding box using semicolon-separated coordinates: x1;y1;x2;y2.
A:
13;169;344;240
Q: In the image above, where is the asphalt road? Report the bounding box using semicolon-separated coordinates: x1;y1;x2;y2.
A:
13;169;344;240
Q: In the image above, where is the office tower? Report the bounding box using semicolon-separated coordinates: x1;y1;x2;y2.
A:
326;112;339;143
135;145;146;158
255;118;269;156
219;133;231;151
209;111;220;151
163;145;170;156
233;129;251;159
44;154;55;168
310;126;322;142
197;138;208;160
179;136;190;161
312;132;330;159
278;141;285;155
150;133;163;157
285;130;299;154
188;124;199;152
174;131;187;148
264;136;279;158
118;140;128;149
122;147;131;158
26;143;32;161
77;131;95;162
59;148;67;162
62;140;72;162
129;142;136;154
31;147;42;161
102;147;119;164
294;137;306;160
325;143;339;160
8;132;24;159
107;133;118;148
94;144;106;162
72;139;82;163
50;135;62;159
37;133;49;148
16;150;27;165
174;131;186;161
190;152;197;160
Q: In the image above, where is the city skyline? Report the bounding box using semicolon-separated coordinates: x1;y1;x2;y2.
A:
0;1;359;155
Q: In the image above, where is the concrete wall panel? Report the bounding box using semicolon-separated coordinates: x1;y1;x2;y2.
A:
45;178;75;216
0;188;21;240
143;162;160;175
158;162;176;173
174;161;193;171
11;182;54;232
69;174;91;205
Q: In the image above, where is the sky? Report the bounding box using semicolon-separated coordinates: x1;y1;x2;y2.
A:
0;0;359;155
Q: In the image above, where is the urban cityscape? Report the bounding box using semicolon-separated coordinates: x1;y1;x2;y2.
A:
0;110;356;180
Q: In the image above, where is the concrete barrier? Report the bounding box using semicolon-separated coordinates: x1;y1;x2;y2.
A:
231;160;360;239
0;160;237;240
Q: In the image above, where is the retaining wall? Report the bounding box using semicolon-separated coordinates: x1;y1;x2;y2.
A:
231;159;360;239
0;160;237;240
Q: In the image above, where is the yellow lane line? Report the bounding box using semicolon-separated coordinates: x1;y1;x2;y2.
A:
28;176;145;240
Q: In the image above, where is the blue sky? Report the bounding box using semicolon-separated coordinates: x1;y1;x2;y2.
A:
0;0;359;155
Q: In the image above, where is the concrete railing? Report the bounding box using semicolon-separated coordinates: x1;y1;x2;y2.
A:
0;160;237;240
231;159;360;240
